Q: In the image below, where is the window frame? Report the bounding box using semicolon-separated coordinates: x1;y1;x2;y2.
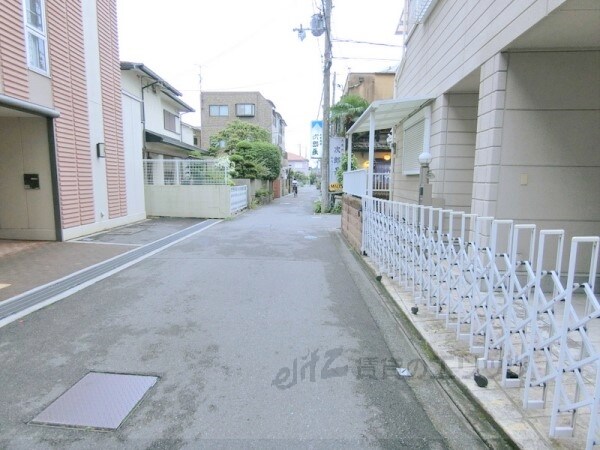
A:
401;106;431;176
163;110;180;133
23;0;50;76
235;103;256;117
209;105;229;117
402;0;439;44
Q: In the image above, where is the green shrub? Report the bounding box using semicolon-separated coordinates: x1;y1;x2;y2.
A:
331;202;342;214
313;200;322;213
255;188;270;198
314;200;330;213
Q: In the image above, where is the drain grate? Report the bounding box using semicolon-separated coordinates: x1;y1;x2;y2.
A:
0;220;217;323
31;372;158;430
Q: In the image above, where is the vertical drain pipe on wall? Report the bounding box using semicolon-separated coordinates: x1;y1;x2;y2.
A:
47;117;63;241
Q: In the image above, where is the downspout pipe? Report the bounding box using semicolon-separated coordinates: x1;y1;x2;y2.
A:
140;80;162;157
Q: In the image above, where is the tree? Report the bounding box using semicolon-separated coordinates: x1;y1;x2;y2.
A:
202;121;281;181
228;140;281;181
330;94;369;136
336;152;358;184
331;95;367;186
290;170;308;184
248;142;282;181
209;120;270;154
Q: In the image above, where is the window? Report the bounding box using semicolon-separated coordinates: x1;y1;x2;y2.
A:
402;107;430;175
400;0;439;42
236;103;255;117
163;110;179;133
209;105;229;117
409;0;438;23
23;0;49;75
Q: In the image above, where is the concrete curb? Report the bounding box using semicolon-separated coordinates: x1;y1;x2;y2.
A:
359;254;584;450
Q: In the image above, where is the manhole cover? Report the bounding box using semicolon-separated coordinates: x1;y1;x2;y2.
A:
31;372;158;430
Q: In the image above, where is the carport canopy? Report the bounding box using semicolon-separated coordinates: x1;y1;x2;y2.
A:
346;97;432;135
345;96;432;197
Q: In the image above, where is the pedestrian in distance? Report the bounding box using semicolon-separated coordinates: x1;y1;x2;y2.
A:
292;179;298;197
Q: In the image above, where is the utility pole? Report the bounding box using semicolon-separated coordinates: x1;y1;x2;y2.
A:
320;0;332;212
293;1;332;209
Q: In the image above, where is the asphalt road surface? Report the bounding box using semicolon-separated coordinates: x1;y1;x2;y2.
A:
0;186;512;449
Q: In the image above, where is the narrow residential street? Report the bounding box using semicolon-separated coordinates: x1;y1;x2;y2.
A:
0;186;510;449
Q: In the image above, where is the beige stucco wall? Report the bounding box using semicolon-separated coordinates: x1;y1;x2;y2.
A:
493;50;600;232
429;94;477;211
0;117;56;240
144;185;233;219
345;73;395;102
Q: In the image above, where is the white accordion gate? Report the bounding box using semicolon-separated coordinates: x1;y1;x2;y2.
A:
361;196;600;449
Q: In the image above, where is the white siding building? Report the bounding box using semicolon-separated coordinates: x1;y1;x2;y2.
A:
120;63;200;160
351;0;599;247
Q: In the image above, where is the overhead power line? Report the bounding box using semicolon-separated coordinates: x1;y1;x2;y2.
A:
333;56;401;62
332;38;402;48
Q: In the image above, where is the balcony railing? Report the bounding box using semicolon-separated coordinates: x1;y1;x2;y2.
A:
373;173;390;192
343;170;390;197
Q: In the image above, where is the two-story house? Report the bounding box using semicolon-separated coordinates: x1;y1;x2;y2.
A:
286;152;310;176
120;62;199;161
0;0;143;241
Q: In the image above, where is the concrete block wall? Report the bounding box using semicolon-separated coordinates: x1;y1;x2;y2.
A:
144;185;233;219
341;195;363;254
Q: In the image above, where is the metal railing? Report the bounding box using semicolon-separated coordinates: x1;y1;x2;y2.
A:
342;170;389;196
143;159;230;186
361;196;600;449
373;173;390;192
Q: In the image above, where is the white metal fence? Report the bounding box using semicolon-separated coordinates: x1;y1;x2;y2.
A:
230;185;248;214
373;173;390;193
143;159;230;185
343;170;389;196
361;196;600;449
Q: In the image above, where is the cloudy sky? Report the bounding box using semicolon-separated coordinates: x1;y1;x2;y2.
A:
117;0;404;158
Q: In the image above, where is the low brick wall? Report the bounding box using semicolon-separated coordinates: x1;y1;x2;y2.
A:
341;194;362;253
